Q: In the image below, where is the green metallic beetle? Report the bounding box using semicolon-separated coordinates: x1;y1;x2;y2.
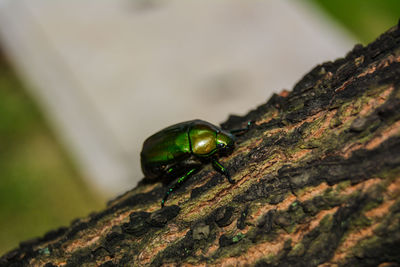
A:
140;119;250;207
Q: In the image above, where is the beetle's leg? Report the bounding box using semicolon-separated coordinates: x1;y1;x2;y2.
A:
229;121;253;136
212;159;235;184
161;167;198;207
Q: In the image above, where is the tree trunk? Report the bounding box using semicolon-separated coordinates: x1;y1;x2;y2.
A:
2;22;400;267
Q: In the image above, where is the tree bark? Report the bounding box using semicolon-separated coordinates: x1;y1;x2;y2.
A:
3;23;400;267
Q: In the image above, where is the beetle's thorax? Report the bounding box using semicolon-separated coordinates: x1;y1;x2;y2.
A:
189;124;218;156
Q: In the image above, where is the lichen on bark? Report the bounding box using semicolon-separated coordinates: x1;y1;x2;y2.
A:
2;22;400;267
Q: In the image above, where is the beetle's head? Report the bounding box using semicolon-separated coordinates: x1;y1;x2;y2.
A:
216;130;235;155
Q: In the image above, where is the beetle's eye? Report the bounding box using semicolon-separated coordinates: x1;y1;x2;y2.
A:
217;143;225;149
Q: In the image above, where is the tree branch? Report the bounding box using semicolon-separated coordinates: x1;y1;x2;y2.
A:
2;22;400;267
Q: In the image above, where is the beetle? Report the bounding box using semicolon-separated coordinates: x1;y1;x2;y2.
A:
141;119;251;207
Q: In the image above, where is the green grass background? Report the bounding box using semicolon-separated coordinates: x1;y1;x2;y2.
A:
0;1;399;255
310;0;400;44
0;53;104;254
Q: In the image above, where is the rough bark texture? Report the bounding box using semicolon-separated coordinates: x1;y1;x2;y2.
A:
2;23;400;267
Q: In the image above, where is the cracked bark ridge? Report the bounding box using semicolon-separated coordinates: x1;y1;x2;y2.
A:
2;22;400;267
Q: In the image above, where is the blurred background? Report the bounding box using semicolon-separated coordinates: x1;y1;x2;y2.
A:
0;0;399;255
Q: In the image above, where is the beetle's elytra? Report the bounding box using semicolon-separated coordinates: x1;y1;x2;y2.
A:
140;119;250;207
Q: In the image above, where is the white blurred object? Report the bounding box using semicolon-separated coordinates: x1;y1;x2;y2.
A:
0;0;355;196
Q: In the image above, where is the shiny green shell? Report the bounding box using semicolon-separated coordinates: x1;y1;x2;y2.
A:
140;120;235;179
